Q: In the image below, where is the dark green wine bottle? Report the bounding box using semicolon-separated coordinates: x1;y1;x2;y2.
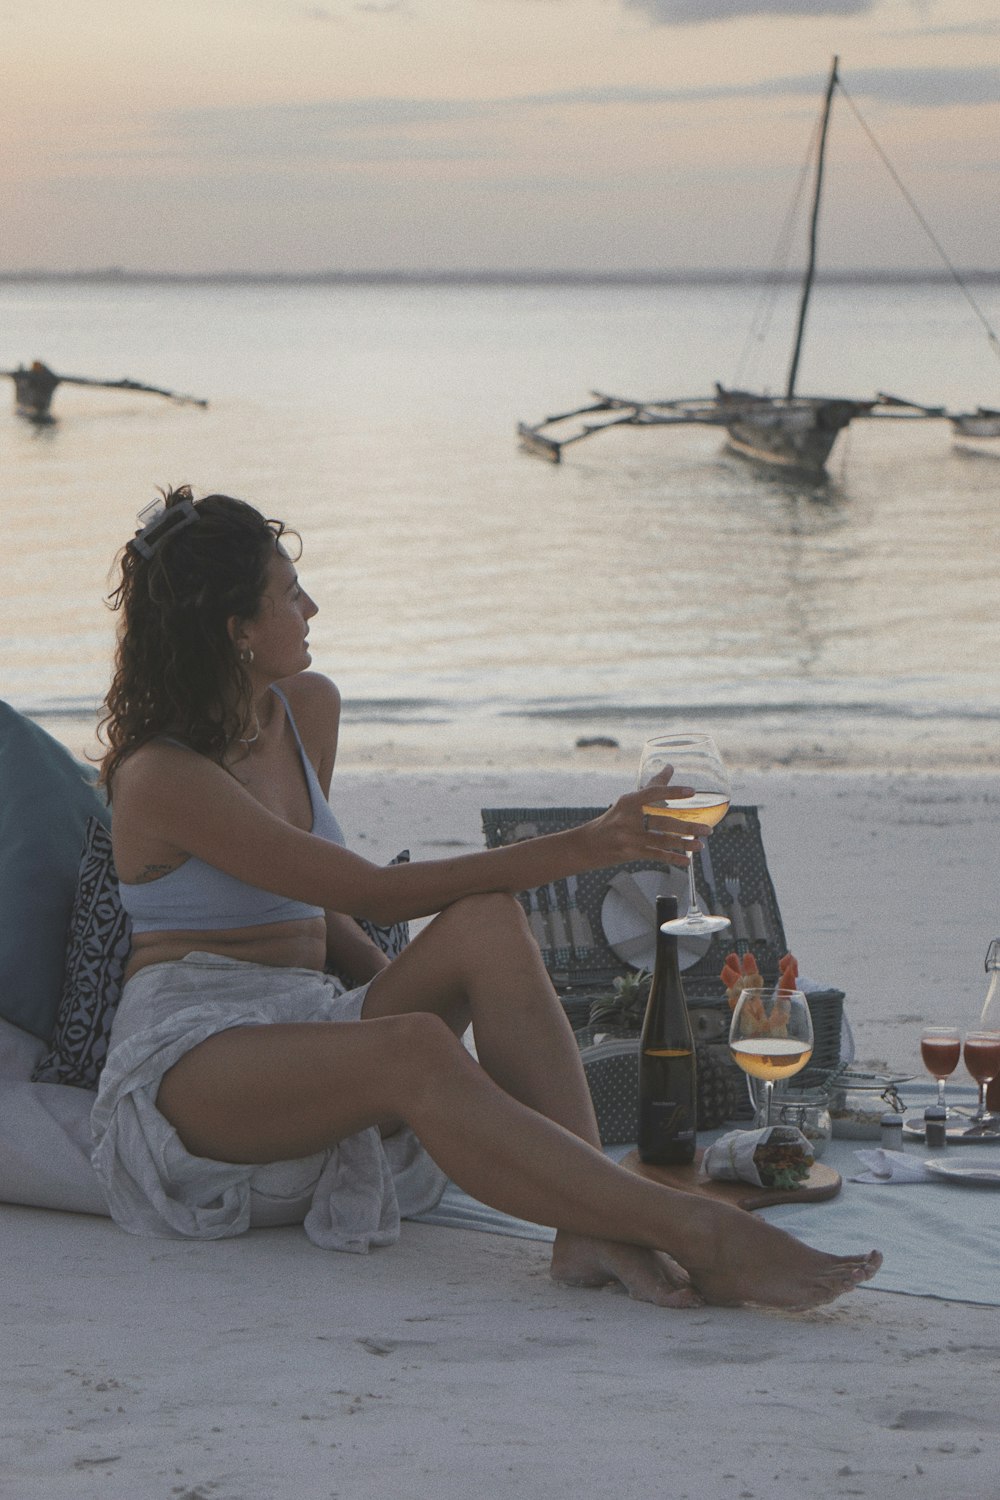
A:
637;894;697;1165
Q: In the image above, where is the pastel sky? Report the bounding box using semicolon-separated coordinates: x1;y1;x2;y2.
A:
3;0;997;272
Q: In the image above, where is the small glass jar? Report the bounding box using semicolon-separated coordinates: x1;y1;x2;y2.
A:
829;1078;906;1140
778;1096;833;1159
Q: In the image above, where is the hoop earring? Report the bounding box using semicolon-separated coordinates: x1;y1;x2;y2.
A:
239;646;254;666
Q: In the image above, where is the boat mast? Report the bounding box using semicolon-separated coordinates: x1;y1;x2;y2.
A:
786;56;839;400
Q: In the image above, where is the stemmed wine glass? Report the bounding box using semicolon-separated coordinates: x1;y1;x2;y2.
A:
919;1026;961;1115
962;1031;1000;1131
729;986;815;1128
637;732;732;937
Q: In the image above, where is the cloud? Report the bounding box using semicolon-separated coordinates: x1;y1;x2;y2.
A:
529;65;1000;110
884;21;1000;38
838;65;1000;108
134;64;998;175
625;0;874;21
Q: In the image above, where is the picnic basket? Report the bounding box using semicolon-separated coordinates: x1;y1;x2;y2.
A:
481;804;845;1141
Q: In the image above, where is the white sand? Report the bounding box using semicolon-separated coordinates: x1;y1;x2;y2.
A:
5;768;1000;1499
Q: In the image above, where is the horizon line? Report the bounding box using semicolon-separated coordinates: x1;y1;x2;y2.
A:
1;266;997;288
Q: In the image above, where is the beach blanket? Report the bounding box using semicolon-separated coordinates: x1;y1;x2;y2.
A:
3;1006;997;1303
417;1082;1000;1308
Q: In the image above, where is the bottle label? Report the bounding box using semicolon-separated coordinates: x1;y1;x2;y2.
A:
637;1099;696;1163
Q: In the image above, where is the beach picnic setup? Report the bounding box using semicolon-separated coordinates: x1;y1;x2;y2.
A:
517;58;1000;479
2;704;998;1310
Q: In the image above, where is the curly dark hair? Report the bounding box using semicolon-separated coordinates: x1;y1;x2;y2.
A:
99;486;297;790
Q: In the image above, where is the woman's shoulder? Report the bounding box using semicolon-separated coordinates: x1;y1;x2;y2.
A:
274;672;341;739
275;671;341;717
110;735;213;805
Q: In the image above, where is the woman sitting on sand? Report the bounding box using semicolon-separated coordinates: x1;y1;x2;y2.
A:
92;486;880;1310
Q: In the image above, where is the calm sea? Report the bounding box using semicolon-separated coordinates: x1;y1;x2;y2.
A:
1;276;998;773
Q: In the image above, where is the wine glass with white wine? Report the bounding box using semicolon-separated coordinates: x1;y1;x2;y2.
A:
637;732;732;937
729;987;815;1128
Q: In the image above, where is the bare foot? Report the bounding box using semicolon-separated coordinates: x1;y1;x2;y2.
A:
551;1231;704;1308
678;1199;882;1310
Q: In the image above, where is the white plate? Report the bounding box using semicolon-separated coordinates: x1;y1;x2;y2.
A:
599;868;711;972
902;1117;999;1145
924;1159;1000;1186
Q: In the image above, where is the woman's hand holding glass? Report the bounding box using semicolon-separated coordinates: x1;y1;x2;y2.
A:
585;775;710;871
638;733;732;937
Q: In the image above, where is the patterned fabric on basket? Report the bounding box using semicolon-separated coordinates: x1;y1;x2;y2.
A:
354;851;410;959
579;1039;640;1145
32;817;132;1090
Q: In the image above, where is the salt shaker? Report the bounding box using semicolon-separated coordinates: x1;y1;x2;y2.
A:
880;1111;904;1151
924;1105;947;1149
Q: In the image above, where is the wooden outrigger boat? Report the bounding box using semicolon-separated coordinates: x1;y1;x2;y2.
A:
517;57;995;480
949;407;1000;455
3;361;208;423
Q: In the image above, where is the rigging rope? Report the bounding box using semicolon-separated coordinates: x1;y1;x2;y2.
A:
732;112;821;388
837;79;1000;362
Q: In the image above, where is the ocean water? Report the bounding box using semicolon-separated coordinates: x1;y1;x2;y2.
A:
1;276;998;772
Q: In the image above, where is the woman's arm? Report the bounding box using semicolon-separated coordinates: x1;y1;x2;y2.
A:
324;911;392;985
112;742;703;926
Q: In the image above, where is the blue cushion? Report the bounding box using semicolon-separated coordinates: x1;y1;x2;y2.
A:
0;702;108;1039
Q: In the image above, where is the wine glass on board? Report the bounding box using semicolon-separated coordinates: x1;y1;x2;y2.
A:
728;987;814;1129
637;732;731;938
919;1026;961;1115
962;1031;1000;1130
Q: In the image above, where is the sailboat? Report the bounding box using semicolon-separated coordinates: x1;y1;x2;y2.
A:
2;361;208;423
709;57;876;474
948;407;1000;454
516;57;976;479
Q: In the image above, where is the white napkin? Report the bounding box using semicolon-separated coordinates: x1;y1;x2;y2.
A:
850;1149;934;1184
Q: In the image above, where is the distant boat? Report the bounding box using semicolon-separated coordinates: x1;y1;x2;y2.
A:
517;57;995;480
3;360;208;424
949;407;1000;454
709;57;869;475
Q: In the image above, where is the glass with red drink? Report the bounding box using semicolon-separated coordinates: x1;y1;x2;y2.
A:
920;1027;961;1113
963;1030;1000;1127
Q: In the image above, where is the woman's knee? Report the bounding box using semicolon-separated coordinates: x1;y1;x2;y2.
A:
383;1010;472;1104
438;891;531;948
385;1009;465;1070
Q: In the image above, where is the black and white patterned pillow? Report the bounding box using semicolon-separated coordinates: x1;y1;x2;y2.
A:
354;849;410;960
31;817;131;1091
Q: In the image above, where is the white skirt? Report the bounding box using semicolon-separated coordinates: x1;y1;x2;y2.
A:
91;951;447;1252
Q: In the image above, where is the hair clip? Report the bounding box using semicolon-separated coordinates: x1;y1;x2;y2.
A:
129;497;199;559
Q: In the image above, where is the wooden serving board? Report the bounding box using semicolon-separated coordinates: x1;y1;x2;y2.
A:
621;1147;841;1211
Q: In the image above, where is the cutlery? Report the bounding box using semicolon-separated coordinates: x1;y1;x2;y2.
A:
699;842;719;912
746;901;769;944
724;875;750;947
524;890;549;950
563;876;595;955
543;883;571;954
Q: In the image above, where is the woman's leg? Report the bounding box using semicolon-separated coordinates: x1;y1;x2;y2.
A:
363;895;600;1136
156;1007;880;1310
361;893;699;1301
